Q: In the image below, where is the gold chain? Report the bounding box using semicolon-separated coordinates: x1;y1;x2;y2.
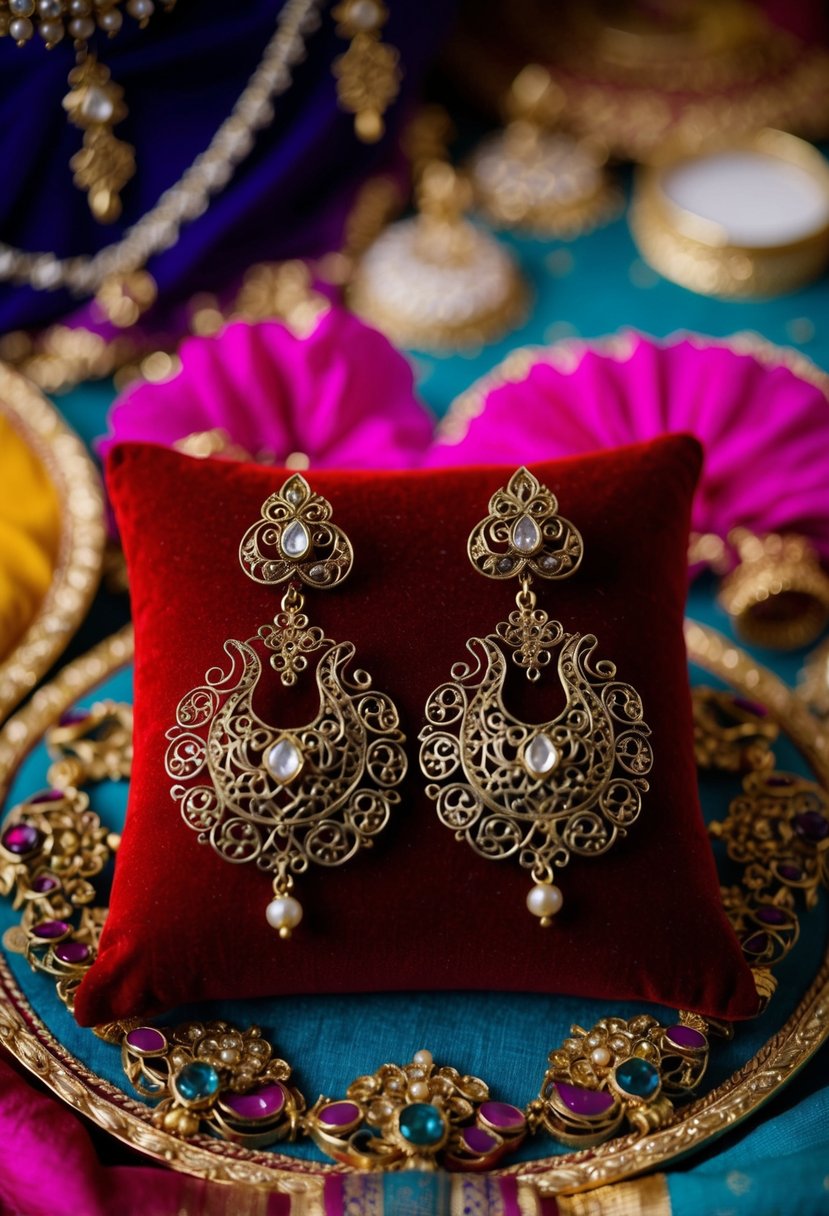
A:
0;0;323;298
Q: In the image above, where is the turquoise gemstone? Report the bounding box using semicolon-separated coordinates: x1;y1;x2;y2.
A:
613;1057;660;1100
398;1102;445;1147
175;1060;221;1104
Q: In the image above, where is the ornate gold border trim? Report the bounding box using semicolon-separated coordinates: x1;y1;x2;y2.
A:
435;329;829;450
0;363;105;723
0;624;827;1195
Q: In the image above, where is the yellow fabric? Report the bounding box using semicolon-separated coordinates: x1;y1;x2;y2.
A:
0;413;61;661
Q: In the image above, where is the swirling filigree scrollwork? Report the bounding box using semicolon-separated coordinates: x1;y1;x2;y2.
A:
45;701;133;788
238;474;353;590
711;770;829;911
467;466;583;582
166;631;407;911
0;788;110;911
420;626;651;914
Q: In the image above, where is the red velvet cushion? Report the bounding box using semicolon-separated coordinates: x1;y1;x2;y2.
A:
75;438;760;1025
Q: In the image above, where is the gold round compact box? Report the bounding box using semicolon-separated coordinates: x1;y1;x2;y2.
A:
630;129;829;299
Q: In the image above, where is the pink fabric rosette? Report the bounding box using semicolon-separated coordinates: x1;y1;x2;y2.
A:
427;332;829;570
98;309;435;471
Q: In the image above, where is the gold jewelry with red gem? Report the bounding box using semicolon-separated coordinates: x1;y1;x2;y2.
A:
332;0;401;143
165;474;407;939
419;467;652;926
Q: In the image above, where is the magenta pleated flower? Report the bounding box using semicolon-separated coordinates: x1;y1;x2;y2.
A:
427;332;829;565
98;311;434;469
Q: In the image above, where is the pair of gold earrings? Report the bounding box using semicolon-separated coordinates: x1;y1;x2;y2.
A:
165;469;652;939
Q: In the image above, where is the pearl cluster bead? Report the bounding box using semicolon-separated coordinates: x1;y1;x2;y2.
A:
0;0;173;46
407;1050;434;1101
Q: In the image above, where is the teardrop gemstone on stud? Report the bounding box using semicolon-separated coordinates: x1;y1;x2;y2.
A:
524;733;558;779
281;520;311;559
266;737;303;784
511;514;541;554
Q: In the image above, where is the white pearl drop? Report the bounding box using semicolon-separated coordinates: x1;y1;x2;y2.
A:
266;895;303;934
591;1046;611;1067
69;15;94;36
98;8;122;31
409;1081;430;1100
526;882;563;920
413;1049;433;1068
38;16;63;40
10;15;34;39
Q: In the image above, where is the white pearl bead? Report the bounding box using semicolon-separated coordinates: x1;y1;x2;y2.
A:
10;15;34;39
68;15;94;37
591;1046;611;1067
266;895;303;937
98;7;122;30
526;882;563;920
38;17;64;41
409;1081;430;1100
413;1049;433;1068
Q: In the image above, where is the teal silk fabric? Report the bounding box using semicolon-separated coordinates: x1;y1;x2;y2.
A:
19;182;829;1213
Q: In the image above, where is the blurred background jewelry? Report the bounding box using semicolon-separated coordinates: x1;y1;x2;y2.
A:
468;64;620;237
419;467;652;925
332;0;401;143
630;129;829;300
350;156;527;352
718;528;829;651
0;0;323;320
164;474;407;939
0;0;177;223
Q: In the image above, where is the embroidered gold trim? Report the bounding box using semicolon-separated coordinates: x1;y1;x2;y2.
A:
0;363;105;723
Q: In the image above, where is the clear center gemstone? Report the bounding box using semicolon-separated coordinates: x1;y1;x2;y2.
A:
266;738;303;784
281;520;310;559
511;514;542;554
524;733;558;778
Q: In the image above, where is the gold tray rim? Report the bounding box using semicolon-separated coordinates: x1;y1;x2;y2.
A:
0;622;827;1198
0;362;105;723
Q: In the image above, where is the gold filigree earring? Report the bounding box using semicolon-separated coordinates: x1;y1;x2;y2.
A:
332;0;402;143
165;474;407;938
419;467;653;925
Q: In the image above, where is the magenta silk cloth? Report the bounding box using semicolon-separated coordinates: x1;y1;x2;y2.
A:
98;311;434;470
0;1054;290;1216
426;333;829;566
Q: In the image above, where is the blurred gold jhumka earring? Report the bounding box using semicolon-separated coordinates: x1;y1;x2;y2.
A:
419;468;653;924
468;64;620;238
165;474;407;939
350;107;527;352
718;528;829;650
